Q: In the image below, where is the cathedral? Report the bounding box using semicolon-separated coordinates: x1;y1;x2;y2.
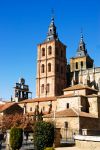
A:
36;17;100;97
12;17;100;137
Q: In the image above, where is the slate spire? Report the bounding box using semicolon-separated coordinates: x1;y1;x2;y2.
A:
46;17;58;41
76;32;87;57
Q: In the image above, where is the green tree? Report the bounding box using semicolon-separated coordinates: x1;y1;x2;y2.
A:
33;121;54;150
10;127;23;150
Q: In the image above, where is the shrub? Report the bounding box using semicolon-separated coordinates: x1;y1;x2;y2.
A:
10;127;23;150
44;147;55;150
33;121;54;150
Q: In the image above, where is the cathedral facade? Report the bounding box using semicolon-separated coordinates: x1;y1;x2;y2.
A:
36;17;100;98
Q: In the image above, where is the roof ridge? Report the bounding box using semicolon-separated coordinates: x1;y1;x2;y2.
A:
71;107;79;116
63;84;98;92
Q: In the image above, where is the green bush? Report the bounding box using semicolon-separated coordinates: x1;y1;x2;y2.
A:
44;147;55;150
33;121;54;150
10;127;23;150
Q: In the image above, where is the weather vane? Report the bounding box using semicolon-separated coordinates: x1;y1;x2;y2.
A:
81;27;83;35
51;8;55;19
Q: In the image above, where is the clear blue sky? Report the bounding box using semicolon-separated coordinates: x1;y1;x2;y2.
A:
0;0;100;100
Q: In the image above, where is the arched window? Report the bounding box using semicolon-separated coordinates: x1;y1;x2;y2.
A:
42;48;45;56
41;84;44;93
42;106;45;111
41;64;45;73
81;61;83;68
30;107;32;111
80;46;82;50
76;62;78;69
50;29;52;33
46;83;50;93
48;63;51;72
66;103;69;109
48;46;52;55
64;122;68;128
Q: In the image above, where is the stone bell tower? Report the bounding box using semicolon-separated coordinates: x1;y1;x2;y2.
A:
13;78;32;102
70;33;94;85
36;17;67;98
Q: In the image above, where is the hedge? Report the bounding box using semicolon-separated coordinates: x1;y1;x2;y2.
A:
10;127;23;150
33;121;54;150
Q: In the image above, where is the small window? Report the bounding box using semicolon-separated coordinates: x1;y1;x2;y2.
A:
48;46;52;55
66;103;69;109
30;107;32;112
81;61;83;68
80;46;82;50
48;63;51;72
41;64;45;73
41;84;44;93
49;29;52;34
64;122;68;128
42;48;45;56
76;62;78;69
43;106;45;111
46;83;50;93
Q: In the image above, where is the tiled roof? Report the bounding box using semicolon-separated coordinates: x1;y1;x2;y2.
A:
43;108;97;118
63;84;98;92
0;102;16;112
58;93;75;98
19;96;57;104
58;93;86;98
58;93;100;99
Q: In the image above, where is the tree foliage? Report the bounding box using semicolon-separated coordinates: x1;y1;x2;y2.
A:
10;127;23;150
33;121;54;150
0;113;34;132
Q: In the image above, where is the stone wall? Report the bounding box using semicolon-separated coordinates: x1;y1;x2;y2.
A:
57;97;80;111
19;100;57;114
75;135;100;150
88;97;98;117
44;116;79;139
